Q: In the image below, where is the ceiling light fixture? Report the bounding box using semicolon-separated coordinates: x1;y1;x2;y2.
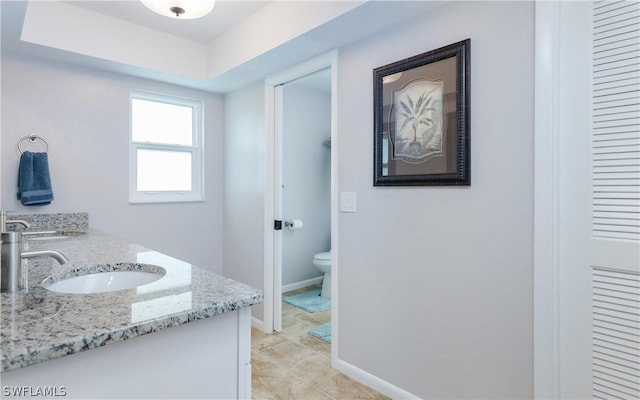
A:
141;0;216;19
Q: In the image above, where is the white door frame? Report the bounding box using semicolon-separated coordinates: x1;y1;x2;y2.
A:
533;1;561;398
263;50;339;360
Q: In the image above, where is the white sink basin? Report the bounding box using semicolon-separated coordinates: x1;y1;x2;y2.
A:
44;264;165;294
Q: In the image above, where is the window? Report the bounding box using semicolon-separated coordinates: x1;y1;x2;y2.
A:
130;91;204;203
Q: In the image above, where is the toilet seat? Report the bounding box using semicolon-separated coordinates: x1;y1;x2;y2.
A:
313;252;331;264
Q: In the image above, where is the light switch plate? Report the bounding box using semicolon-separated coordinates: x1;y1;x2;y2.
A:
340;192;357;213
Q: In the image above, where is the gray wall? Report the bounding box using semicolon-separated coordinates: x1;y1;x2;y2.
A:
222;81;267;321
282;83;331;287
222;1;535;397
336;2;534;398
0;53;224;273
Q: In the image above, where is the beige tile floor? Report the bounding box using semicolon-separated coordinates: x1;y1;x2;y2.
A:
251;287;389;400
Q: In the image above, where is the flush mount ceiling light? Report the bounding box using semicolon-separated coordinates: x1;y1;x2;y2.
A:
141;0;216;19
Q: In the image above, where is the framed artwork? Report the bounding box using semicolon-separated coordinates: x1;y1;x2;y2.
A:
373;39;470;186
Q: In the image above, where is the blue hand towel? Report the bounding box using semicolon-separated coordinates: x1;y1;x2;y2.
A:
17;151;54;206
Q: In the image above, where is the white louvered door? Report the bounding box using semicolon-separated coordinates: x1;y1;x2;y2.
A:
592;269;640;399
591;1;640;399
592;0;640;242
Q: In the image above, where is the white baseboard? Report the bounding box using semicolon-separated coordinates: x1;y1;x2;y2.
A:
251;316;270;333
333;358;420;400
282;276;323;293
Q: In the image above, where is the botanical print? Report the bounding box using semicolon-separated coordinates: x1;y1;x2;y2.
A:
391;79;444;163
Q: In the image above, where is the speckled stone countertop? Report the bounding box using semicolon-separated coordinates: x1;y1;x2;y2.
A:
1;224;263;372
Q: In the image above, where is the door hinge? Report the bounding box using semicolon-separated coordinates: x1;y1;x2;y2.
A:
274;220;283;230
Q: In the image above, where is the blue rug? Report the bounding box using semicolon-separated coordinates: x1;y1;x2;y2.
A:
283;289;330;313
308;323;331;343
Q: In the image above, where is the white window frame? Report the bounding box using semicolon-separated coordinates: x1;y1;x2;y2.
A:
129;90;204;204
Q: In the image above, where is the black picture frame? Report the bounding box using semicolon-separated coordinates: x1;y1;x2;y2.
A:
373;39;470;186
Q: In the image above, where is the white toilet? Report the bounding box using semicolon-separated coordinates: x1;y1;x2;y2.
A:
312;250;331;298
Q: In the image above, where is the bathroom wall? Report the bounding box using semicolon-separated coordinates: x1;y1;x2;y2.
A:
222;1;534;397
0;53;224;273
281;82;331;288
336;1;534;398
222;81;267;322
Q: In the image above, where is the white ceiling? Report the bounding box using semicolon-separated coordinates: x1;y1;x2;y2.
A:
65;1;271;44
1;1;444;93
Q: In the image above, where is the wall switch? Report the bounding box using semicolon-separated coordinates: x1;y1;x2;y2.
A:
340;192;357;213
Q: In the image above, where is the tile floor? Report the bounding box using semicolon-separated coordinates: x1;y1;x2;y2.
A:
251;286;389;400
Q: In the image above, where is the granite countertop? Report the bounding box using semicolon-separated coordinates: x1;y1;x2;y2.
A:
1;224;263;372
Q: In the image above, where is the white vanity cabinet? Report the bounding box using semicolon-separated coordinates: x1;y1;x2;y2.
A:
2;308;252;399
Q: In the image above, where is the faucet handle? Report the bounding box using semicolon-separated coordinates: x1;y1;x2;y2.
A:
1;211;31;232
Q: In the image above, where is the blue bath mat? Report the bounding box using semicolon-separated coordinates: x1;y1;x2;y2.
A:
283;289;330;313
308;323;331;343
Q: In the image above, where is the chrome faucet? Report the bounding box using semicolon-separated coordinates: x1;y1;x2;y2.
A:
1;231;69;292
0;210;31;232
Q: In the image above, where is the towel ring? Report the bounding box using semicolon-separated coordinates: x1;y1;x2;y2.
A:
18;134;49;154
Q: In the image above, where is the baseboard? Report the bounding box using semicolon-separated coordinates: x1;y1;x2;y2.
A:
282;276;323;293
251;316;270;333
333;358;420;400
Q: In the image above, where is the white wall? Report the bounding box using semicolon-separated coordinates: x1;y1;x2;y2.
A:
222;81;267;321
336;2;534;398
282;83;331;287
0;53;224;273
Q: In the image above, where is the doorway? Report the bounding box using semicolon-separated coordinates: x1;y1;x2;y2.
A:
279;68;332;293
263;51;338;363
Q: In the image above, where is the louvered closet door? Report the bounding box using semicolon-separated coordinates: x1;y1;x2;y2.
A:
591;1;640;399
